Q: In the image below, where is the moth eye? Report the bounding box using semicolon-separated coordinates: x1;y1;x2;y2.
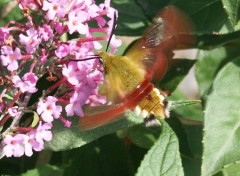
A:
99;58;104;65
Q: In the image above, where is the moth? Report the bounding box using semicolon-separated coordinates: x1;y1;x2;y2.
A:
79;6;195;130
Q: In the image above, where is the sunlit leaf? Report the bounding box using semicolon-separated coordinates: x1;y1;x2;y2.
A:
202;57;240;175
221;0;240;27
196;47;240;96
221;162;240;175
136;121;184;176
31;112;39;128
45;111;143;151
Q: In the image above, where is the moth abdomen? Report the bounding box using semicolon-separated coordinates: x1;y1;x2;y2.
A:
134;88;169;127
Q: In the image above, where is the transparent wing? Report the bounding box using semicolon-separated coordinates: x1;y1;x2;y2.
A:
80;80;152;130
80;104;126;130
125;5;195;81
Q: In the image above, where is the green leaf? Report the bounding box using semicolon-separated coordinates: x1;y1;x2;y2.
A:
31;112;39;127
126;124;161;149
221;162;240;175
182;125;202;176
221;0;240;27
166;116;194;158
113;0;231;36
202;57;240;176
21;164;63;176
135;0;169;19
114;0;231;37
195;30;240;49
175;0;231;33
111;0;149;36
136;120;184;176
137;0;231;33
169;90;204;121
0;5;24;26
0;154;38;174
45;111;143;151
195;47;240;96
0;0;12;5
62;133;135;176
195;48;226;96
173;105;204;121
158;59;195;92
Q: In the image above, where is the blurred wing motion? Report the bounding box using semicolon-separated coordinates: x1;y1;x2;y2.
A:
126;5;195;81
79;6;195;130
81;80;154;129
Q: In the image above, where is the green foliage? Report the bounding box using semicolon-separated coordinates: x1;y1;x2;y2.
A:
0;0;12;5
202;57;240;176
136;121;184;176
158;59;196;92
221;0;240;27
21;165;64;176
1;0;240;176
45;111;143;151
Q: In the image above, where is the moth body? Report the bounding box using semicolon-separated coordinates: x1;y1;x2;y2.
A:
100;52;169;126
79;6;195;130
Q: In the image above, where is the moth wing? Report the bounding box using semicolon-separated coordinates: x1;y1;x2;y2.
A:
80;104;127;130
125;5;195;81
80;80;152;130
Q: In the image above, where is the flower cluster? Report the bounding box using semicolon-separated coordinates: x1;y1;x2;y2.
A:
0;0;121;157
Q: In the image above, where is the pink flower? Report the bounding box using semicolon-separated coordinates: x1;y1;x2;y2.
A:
3;134;25;157
55;44;70;58
19;28;41;54
69;40;95;58
95;16;107;27
65;90;89;116
12;73;38;93
34;122;53;145
18;0;39;10
38;24;54;41
37;96;62;123
59;116;72;128
109;35;122;53
24;122;52;156
8;106;21;117
86;34;102;50
54;22;66;34
0;46;22;71
0;27;10;45
86;69;104;89
86;91;107;106
63;58;101;86
62;62;79;85
0;0;121;157
42;0;67;20
40;49;48;64
0;102;4;112
85;3;100;18
23;133;43;157
67;11;89;35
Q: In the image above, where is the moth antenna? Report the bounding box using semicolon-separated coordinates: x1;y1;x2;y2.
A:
69;56;101;62
106;10;117;52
